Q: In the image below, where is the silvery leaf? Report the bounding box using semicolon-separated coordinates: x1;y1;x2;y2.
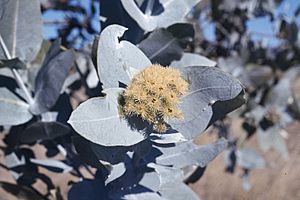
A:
171;53;216;69
148;163;199;200
105;162;126;185
279;112;293;128
217;55;244;76
0;58;26;69
155;138;227;168
20;121;70;143
68;88;150;146
257;125;289;159
0;87;32;125
30;43;75;115
182;165;206;183
97;25;151;89
138;23;194;66
41;111;58;122
121;0;201;31
238;66;272;90
242;172;251;191
61;72;80;93
265;79;291;110
0;0;43;62
86;67;99;88
5;153;25;168
150;132;187;144
135;0;145;7
30;158;72;173
265;67;300;110
236;148;266;169
245;105;266;123
169;66;244;139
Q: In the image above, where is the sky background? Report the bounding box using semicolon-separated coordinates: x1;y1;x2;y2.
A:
42;0;300;48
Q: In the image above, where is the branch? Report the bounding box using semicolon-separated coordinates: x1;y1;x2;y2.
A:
0;34;34;105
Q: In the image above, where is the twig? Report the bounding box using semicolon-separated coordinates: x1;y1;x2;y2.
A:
0;34;34;105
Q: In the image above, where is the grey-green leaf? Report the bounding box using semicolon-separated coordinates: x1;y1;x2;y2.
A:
236;148;266;169
30;158;73;173
121;0;201;31
0;58;26;69
265;67;300;110
150;132;187;144
156;138;228;168
105;162;126;185
169;66;244;139
257;126;289;159
138;23;194;66
97;25;151;89
29;47;75;115
0;87;32;125
171;53;216;68
148;163;199;200
68;88;149;146
0;0;43;62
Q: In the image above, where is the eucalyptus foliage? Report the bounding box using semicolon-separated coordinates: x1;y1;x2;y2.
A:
67;23;245;199
0;0;299;199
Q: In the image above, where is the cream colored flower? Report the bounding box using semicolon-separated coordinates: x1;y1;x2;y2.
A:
121;64;189;133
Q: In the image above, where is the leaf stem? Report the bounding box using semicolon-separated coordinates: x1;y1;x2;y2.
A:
0;34;34;105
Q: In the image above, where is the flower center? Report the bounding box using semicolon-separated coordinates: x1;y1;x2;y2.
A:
120;64;189;133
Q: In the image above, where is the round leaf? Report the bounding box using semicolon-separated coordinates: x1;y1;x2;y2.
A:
97;25;151;89
169;66;244;139
0;87;32;125
68;88;149;146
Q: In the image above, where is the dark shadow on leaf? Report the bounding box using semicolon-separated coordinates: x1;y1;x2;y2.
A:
0;58;26;69
107;155;158;199
184;166;206;184
118;93;154;137
125;114;154;137
20;121;71;143
73;135;130;166
208;90;246;127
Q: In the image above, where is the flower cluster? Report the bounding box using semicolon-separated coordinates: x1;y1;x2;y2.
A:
121;64;189;133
